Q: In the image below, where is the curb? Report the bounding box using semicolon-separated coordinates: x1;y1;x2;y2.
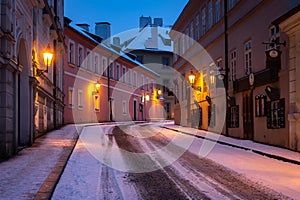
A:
34;129;79;200
162;126;300;166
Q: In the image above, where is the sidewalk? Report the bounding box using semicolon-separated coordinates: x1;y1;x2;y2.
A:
161;123;300;199
0;124;79;200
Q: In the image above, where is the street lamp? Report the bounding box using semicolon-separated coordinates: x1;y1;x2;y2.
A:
36;44;54;76
95;81;101;93
188;70;201;92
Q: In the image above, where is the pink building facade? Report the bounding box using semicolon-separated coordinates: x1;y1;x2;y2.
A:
64;18;163;124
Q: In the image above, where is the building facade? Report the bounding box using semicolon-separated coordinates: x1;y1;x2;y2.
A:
171;0;300;150
279;6;300;151
64;19;163;124
119;16;175;120
0;0;65;158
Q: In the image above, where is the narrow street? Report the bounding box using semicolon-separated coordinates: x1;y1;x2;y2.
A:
52;123;291;200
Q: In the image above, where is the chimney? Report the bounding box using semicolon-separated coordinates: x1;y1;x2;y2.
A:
113;37;121;47
76;23;90;32
139;16;151;28
95;22;111;45
145;26;158;49
153;18;163;27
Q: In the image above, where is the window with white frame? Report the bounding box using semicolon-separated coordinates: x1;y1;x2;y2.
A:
133;71;137;87
78;90;83;109
195;14;200;40
116;63;120;81
208;0;213;29
230;50;237;81
201;7;206;35
78;46;83;67
122;100;127;114
244;40;252;75
94;54;99;73
128;69;132;85
215;0;221;23
122;66;126;83
68;87;74;108
86;50;91;71
69;41;75;64
102;57;107;76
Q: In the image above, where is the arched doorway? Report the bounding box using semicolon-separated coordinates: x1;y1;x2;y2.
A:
17;39;32;147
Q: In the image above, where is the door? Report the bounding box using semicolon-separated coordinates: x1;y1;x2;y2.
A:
243;90;254;140
133;100;137;121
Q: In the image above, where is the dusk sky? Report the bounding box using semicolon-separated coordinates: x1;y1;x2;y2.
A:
64;0;189;36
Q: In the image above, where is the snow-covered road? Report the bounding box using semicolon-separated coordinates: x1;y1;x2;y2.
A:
52;123;294;199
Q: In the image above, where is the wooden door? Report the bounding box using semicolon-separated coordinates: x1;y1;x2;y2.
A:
243;91;254;140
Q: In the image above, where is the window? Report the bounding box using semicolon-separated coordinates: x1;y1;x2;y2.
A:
215;0;221;23
133;71;137;87
266;99;285;129
162;57;169;67
122;66;126;83
141;75;144;90
255;94;267;117
201;8;206;35
229;105;239;128
69;41;75;64
128;69;132;85
78;90;83;109
230;50;237;81
116;64;120;81
109;62;114;79
94;55;99;73
208;0;213;29
244;40;252;75
229;0;239;10
102;57;107;77
86;50;91;71
122;101;127;114
68;87;74;108
78;46;83;67
195;14;200;40
146;78;149;91
190;21;194;46
136;55;143;64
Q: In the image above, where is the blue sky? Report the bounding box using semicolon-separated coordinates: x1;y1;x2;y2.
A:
64;0;188;36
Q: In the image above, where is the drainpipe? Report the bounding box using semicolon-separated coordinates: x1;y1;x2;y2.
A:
224;0;229;136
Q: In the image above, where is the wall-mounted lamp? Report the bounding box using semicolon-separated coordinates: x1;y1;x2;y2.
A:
95;81;101;93
188;70;201;91
36;44;54;76
157;89;162;96
145;94;150;102
216;68;226;80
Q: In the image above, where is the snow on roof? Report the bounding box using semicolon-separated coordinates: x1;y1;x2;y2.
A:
116;26;173;52
66;21;160;77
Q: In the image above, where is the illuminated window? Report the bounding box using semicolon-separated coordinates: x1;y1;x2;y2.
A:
78;90;83;109
68;87;74;108
94;95;100;112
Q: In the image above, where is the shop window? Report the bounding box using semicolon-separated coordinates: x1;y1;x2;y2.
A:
266;98;285;129
255;94;267;117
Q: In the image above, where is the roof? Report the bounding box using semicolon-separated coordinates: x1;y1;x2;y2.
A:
272;4;300;25
115;26;173;53
64;18;160;77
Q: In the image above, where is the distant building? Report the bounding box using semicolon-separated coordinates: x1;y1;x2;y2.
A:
171;0;300;150
64;18;163;124
117;16;175;120
0;0;65;158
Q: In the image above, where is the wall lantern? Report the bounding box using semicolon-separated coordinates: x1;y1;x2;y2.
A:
157;89;162;96
188;70;201;92
216;68;226;80
95;81;101;93
36;44;54;76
